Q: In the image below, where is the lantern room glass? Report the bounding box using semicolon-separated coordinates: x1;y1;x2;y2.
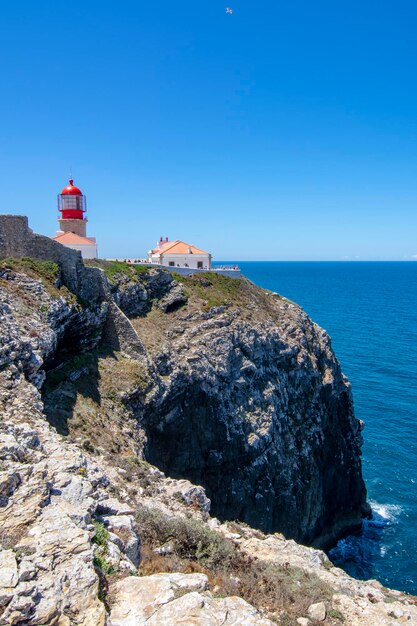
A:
57;195;87;212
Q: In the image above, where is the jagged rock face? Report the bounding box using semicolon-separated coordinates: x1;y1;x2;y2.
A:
2;259;417;626
0;266;107;382
136;294;367;548
0;265;281;625
0;269;141;624
106;266;187;318
2;260;366;551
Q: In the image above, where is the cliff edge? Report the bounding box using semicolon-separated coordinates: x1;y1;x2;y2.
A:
110;264;368;549
32;252;368;549
2;221;413;624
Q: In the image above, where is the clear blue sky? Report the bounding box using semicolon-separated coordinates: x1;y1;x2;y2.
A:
1;0;416;260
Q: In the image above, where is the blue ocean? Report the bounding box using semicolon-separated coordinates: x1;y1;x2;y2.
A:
215;261;417;595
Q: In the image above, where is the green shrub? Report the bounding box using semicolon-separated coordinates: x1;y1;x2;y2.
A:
136;504;334;623
135;505;233;568
92;520;115;577
328;608;345;621
93;520;109;548
174;272;244;310
0;257;59;283
94;554;114;575
84;259;151;282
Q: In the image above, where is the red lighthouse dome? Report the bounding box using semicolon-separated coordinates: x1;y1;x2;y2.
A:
61;179;83;196
58;178;86;220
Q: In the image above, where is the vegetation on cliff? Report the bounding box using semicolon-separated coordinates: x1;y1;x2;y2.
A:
36;260;368;548
84;258;152;283
134;504;335;624
3;257;411;625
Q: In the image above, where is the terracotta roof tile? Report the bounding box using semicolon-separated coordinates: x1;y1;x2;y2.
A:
53;232;96;245
153;240;209;256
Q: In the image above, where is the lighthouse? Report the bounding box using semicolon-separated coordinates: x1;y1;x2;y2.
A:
53;179;98;259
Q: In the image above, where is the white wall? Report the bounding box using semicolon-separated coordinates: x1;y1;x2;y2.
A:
63;243;98;259
150;253;211;270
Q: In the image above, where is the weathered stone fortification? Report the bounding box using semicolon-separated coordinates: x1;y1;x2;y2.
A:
0;216;146;359
0;215;103;303
3;216;415;624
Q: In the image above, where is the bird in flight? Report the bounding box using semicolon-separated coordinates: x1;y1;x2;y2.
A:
226;7;233;14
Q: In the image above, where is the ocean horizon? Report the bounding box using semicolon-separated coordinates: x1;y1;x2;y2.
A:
214;260;417;595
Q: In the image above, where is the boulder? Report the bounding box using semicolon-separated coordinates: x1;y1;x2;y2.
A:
109;573;275;626
307;602;326;622
109;573;208;624
0;550;18;588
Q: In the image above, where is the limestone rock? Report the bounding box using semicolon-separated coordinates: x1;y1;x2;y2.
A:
163;478;211;513
109;573;209;624
109;266;185;318
0;550;18;588
96;498;135;517
2;247;417;626
101;513;141;567
307;601;326;621
109;573;275;626
145;592;275;625
234;530;417;626
157;283;188;313
0;319;137;626
134;286;367;548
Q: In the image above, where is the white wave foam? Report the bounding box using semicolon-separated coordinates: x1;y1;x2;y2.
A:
369;500;403;522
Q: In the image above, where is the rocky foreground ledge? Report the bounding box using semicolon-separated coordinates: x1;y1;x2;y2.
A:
0;255;416;625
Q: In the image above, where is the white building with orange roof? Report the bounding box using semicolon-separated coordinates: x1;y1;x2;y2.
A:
52;179;98;259
53;231;98;259
148;237;212;270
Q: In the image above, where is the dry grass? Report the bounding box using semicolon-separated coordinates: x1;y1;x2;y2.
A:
134;505;336;625
132;273;288;359
42;349;149;457
131;307;182;356
175;272;284;314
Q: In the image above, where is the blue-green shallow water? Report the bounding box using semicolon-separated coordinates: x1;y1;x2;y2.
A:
215;261;417;595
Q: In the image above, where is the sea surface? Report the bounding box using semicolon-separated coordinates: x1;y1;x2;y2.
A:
214;261;417;595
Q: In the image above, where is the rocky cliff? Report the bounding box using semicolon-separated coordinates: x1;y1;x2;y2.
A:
1;252;415;625
145;284;367;547
81;259;368;548
1;256;369;548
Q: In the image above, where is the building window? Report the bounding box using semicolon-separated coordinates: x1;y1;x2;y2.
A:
169;261;175;267
197;261;203;269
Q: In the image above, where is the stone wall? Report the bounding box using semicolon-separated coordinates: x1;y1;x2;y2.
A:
0;215;148;361
144;263;242;279
0;215;105;302
165;266;242;279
